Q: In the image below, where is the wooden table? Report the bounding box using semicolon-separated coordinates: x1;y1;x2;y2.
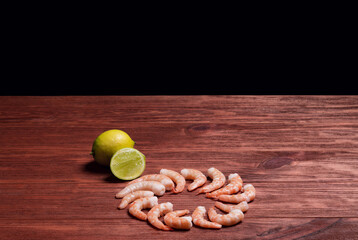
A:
1;96;357;239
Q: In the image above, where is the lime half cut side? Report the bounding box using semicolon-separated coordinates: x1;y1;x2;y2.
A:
110;148;146;180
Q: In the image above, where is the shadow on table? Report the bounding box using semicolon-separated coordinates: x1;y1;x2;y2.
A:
83;161;126;183
83;161;109;174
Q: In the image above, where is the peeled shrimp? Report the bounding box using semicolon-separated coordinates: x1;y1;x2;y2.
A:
147;202;174;231
115;181;166;198
128;196;158;221
160;169;186;193
192;206;222;229
118;191;154;209
126;174;175;191
208;207;244;226
198;167;226;194
206;173;243;199
164;209;192;230
218;184;256;203
180;169;206;191
214;201;249;213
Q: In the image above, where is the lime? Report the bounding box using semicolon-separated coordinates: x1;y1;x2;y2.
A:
91;129;135;166
110;148;146;180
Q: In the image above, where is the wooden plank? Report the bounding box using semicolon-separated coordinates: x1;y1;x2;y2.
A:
1;179;357;220
2;148;357;183
1;96;358;239
0;218;355;240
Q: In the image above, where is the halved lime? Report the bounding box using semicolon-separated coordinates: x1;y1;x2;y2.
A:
110;148;146;180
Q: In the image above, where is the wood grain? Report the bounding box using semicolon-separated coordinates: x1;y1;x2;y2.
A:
0;96;358;239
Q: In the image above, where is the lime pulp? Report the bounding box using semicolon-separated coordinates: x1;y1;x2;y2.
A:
110;148;146;180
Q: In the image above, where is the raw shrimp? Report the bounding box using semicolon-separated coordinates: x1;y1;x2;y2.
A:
118;191;154;209
180;169;206;191
115;181;166;198
147;202;174;231
206;173;243;199
198;167;226;194
160;169;186;193
126;174;175;191
208;207;244;226
128;196;158;221
164;209;192;230
214;201;249;213
218;184;256;203
192;206;222;229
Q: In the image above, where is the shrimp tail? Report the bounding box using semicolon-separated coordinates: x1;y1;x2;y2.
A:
196;187;205;194
206;193;219;200
205;193;215;199
159;225;174;231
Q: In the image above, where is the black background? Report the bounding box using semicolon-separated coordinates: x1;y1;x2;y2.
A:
1;7;356;96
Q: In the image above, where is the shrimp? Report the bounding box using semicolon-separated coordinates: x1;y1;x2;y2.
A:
147;202;174;231
214;201;249;213
115;181;166;198
126;174;175;191
164;209;192;230
128;196;158;221
159;169;186;193
218;184;256;203
208;207;244;226
198;167;226;194
118;191;154;209
192;206;222;229
206;173;242;199
180;169;207;191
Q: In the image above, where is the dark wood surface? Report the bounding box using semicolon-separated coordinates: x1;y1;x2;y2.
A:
1;96;357;239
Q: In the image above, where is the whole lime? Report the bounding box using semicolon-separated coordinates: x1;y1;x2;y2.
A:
91;129;135;166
